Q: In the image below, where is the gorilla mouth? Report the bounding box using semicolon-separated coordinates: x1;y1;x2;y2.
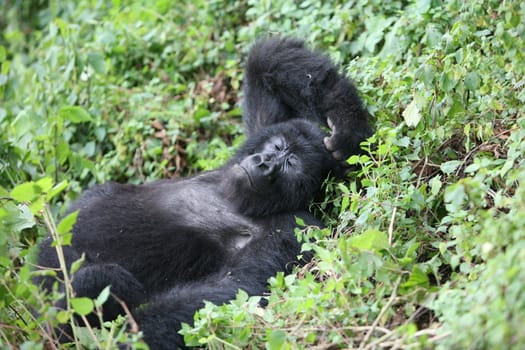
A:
238;164;264;194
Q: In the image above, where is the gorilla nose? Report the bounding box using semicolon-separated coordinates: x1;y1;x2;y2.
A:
249;153;277;177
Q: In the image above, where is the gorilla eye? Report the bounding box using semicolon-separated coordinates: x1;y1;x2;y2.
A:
273;139;286;151
286;155;298;168
264;136;286;153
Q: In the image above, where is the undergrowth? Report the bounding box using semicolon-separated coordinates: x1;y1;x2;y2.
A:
1;0;524;349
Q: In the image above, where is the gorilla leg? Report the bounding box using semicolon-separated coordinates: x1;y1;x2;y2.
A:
33;238;146;334
35;238;147;342
35;237;147;319
133;257;296;349
132;212;322;350
71;263;147;321
133;279;240;349
52;264;147;343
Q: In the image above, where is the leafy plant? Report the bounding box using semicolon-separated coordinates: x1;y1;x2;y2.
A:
1;0;524;349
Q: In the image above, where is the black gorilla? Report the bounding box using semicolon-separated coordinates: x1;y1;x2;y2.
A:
35;37;372;349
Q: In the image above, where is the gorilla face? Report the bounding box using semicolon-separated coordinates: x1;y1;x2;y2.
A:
223;119;332;217
239;135;304;191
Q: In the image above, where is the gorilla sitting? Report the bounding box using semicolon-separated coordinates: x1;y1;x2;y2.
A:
34;37;372;349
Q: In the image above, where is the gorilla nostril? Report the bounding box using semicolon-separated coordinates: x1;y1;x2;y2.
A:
251;153;276;171
250;154;263;166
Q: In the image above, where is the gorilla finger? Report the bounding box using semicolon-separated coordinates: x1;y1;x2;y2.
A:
324;136;335;151
326;117;336;133
332;150;346;161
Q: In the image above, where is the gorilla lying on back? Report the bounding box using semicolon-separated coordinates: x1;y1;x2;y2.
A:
35;37;372;349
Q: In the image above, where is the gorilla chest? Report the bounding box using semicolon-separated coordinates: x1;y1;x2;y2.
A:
158;184;263;250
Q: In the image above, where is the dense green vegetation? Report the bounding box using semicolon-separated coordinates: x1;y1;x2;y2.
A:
1;0;524;348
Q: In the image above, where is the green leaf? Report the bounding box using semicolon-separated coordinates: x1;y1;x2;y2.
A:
11;178;54;204
71;297;94;316
0;45;6;62
87;52;106;74
313;245;333;261
267;330;286;350
416;0;431;14
56;310;71;324
61;233;72;246
341;195;349;213
429;175;442;196
51;233;72;247
36;177;53;193
70;254;85;275
55;18;69;38
464;72;480;91
425;27;443;48
193;107;210;122
402;100;421;128
56;140;70;165
7;204;36;231
337;183;350;195
58;106;92;123
347;154;360;165
440;160;461;175
29;197;45;215
46;180;69;201
440;72;457;92
349;229;389;252
57;211;79;235
95;286;111;308
295;216;305;226
401;266;430;289
0;256;10;267
444;183;466;212
10;182;37;202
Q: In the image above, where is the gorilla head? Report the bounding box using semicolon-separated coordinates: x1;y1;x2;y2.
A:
222;119;332;217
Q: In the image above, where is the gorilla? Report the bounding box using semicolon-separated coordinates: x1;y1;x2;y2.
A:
34;37;372;349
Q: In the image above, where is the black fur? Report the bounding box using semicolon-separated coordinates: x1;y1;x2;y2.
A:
244;37;373;166
34;37;372;349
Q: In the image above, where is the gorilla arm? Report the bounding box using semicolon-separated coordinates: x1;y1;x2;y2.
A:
242;37;374;163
